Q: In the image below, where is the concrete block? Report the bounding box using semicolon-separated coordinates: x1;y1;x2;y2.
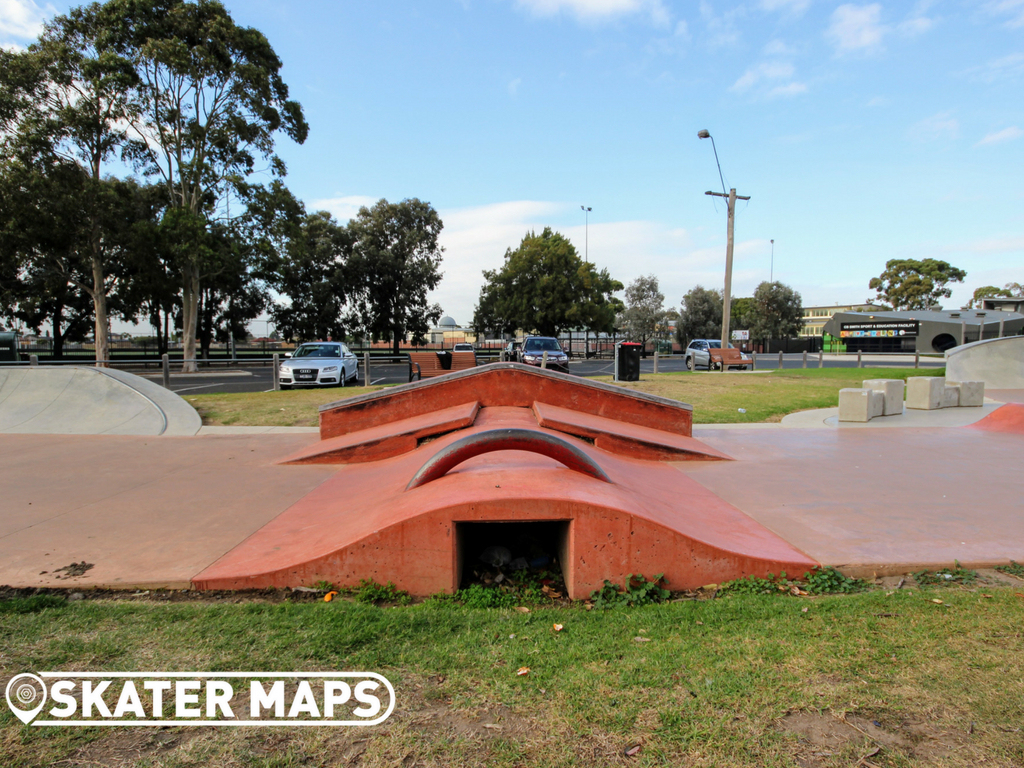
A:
941;384;960;408
839;388;873;422
906;377;943;410
870;390;885;419
948;380;985;407
863;379;904;416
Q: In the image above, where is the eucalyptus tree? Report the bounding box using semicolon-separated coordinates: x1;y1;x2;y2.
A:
114;0;308;369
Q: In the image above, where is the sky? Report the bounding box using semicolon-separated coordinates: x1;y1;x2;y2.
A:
2;0;1023;333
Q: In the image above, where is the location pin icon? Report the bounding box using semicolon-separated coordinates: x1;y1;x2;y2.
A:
6;673;47;725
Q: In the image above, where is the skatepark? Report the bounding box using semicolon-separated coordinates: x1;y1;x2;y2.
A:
1;338;1022;595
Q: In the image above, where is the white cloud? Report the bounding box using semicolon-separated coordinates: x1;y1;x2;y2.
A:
699;1;743;47
908;111;959;141
763;38;795;55
0;0;53;40
375;198;772;327
760;0;811;14
827;4;885;54
975;126;1023;146
767;82;807;97
962;52;1024;82
507;77;522;96
513;0;670;25
309;195;379;223
866;96;890;106
731;61;794;92
985;0;1024;29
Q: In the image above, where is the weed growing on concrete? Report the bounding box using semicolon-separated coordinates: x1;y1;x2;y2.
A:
995;561;1024;578
590;574;670;609
913;561;977;587
354;579;412;605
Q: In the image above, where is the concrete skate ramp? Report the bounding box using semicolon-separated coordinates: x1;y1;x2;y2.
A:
0;366;201;436
945;336;1024;389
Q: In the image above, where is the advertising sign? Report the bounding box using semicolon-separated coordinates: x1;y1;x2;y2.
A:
731;330;749;341
839;321;919;339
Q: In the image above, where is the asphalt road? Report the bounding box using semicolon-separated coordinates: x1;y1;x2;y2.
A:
146;354;945;395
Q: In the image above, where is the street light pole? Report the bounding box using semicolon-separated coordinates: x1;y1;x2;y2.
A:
770;239;774;284
580;205;592;358
699;130;750;354
580;205;591;263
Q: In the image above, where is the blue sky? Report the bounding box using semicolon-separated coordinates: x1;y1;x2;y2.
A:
3;0;1023;330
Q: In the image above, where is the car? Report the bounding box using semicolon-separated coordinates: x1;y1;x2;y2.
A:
517;336;569;371
684;339;749;371
278;341;358;389
452;342;475;352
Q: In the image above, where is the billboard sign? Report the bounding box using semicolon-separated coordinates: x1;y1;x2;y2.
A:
839;320;919;339
731;330;749;341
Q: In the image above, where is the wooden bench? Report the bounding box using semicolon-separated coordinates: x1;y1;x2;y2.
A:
450;351;478;373
708;347;748;370
408;351;446;382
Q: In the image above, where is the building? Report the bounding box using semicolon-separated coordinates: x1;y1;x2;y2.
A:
822;308;1024;353
800;303;885;337
981;296;1024;314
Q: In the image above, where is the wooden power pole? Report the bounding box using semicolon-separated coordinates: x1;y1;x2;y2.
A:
706;188;750;353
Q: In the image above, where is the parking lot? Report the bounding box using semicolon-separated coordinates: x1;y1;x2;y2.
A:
144;353;945;395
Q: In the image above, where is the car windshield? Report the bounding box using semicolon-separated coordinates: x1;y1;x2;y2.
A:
293;344;341;358
525;338;561;352
707;341;721;348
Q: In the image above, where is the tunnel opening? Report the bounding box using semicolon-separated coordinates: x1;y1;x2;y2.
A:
455;520;570;594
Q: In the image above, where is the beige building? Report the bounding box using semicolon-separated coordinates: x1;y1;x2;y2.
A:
801;303;885;337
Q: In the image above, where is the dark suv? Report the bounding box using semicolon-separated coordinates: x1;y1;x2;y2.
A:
517;336;569;371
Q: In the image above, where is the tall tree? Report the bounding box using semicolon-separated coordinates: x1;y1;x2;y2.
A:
868;258;966;311
746;281;803;342
676;285;722;344
2;5;141;363
472;228;621;339
619;274;665;354
347;198;444;354
967;285;1011;308
118;0;308;370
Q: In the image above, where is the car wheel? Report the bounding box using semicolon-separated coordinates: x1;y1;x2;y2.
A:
685;356;694;371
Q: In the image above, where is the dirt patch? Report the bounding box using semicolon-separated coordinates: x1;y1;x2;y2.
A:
61;728;202;767
778;710;961;767
50;561;94;579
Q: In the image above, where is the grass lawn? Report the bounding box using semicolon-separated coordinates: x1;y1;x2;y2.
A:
187;368;944;427
597;368;944;424
2;583;1022;767
186;385;391;427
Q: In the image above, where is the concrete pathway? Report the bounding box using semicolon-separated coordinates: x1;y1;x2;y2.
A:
0;403;1021;589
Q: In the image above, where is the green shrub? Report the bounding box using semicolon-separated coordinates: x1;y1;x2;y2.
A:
590;574;670;609
354;579;412;605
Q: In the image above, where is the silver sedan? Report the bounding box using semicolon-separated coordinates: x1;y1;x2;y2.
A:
279;342;358;389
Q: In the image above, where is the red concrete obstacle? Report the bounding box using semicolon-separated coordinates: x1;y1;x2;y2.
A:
194;365;816;598
967;402;1024;434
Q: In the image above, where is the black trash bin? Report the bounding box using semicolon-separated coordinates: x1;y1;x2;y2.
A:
617;342;641;382
0;332;18;362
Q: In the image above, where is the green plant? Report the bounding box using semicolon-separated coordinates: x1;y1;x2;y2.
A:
913;561;977;586
995;561;1024;578
590;574;670;609
720;571;798;596
804;567;867;594
311;580;335;592
0;595;66;614
454;583;521;609
354;579;412;605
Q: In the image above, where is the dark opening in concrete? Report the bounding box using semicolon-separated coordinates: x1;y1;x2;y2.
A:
455;520;570;589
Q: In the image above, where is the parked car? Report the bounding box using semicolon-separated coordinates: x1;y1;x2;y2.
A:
452;342;474;352
518;336;569;371
279;341;358;389
684;339;749;371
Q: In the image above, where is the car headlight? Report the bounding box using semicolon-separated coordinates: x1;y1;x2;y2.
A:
279;365;289;374
523;355;538;362
321;366;338;373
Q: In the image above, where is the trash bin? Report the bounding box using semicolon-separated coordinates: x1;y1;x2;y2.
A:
617;342;641;382
0;332;19;362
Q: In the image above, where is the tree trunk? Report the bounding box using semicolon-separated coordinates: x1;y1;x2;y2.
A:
92;253;109;367
392;328;401;356
199;287;214;360
180;264;201;372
